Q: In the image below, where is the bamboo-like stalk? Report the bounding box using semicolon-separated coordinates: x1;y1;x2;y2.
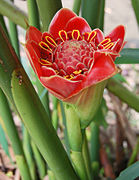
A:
31;140;46;179
0;15;9;39
35;0;62;31
0;0;28;29
107;78;139;112
27;0;40;29
0;89;32;180
73;0;81;15
0;26;78;180
64;104;88;180
23;127;37;180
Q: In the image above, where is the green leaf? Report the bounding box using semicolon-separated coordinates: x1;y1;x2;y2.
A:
0;124;10;158
116;161;139;180
132;0;139;26
115;48;139;64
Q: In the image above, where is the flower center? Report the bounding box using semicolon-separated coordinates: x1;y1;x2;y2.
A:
38;30;114;81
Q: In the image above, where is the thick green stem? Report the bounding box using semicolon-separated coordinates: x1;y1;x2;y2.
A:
64;104;88;180
82;132;93;180
107;78;139;112
36;0;62;31
90;122;100;179
23;127;36;180
9;20;20;58
31;140;46;179
27;0;40;29
0;15;9;39
73;0;81;15
0;0;28;29
0;89;32;180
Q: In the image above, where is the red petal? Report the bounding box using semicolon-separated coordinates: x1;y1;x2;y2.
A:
40;75;81;100
26;26;42;43
41;66;56;77
65;17;91;35
93;28;104;44
82;51;118;88
105;25;125;53
49;8;76;39
25;41;42;77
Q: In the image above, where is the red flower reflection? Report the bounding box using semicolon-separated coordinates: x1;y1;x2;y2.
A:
25;8;125;102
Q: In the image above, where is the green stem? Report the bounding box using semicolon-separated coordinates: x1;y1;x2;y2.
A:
128;138;139;166
23;127;36;180
27;0;40;29
0;89;32;180
132;0;139;26
36;0;62;31
73;0;81;15
0;15;9;39
31;140;46;179
82;131;93;180
51;96;58;130
90;122;100;179
0;0;28;29
9;20;20;58
107;78;139;112
64;104;88;180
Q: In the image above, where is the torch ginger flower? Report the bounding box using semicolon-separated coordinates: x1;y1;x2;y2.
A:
25;8;125;128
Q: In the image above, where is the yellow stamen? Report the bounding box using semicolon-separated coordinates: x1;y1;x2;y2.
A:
98;38;111;46
59;30;68;42
39;41;52;51
45;36;57;47
87;31;97;42
39;58;52;66
72;30;80;40
73;70;82;75
64;74;74;80
103;42;114;49
55;70;59;74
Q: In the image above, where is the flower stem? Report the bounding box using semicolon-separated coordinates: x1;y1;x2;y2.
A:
0;0;28;29
64;104;88;180
82;131;93;180
107;78;139;112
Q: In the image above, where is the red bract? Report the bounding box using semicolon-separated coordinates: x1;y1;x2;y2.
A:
25;8;125;103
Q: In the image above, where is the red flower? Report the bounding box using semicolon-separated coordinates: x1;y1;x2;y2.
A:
25;8;125;103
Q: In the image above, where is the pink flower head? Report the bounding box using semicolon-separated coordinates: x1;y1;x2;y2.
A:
25;8;125;103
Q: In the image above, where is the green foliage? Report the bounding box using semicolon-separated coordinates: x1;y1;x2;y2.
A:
116;161;139;180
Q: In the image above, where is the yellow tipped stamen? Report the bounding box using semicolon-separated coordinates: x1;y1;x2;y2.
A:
39;41;52;51
72;30;80;40
45;36;57;47
39;58;52;66
87;31;97;42
55;70;59;74
104;42;114;49
59;30;68;42
64;74;74;80
73;70;82;75
98;38;111;46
